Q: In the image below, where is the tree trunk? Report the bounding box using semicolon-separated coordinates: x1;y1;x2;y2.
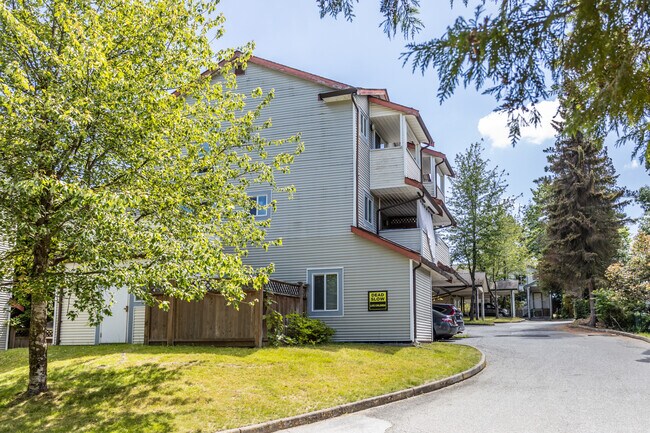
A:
587;277;597;327
469;276;477;320
28;296;49;396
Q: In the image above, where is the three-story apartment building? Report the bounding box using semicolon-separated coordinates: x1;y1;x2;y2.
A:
234;56;457;343
53;55;460;345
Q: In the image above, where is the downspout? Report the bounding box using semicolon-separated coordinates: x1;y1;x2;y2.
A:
419;144;424;183
351;93;360;228
412;261;422;343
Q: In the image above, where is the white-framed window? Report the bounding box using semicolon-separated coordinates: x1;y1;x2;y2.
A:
360;112;369;138
307;268;343;317
249;191;271;219
364;193;374;225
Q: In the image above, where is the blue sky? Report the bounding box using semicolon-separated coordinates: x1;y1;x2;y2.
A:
215;0;648;229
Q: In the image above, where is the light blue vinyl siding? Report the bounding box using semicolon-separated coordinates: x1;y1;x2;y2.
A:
213;63;413;342
415;266;433;342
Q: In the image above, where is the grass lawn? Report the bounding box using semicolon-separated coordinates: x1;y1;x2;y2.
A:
0;343;480;433
639;332;650;338
493;317;525;323
464;317;525;325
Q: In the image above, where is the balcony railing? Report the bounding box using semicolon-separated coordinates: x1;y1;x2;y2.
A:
370;146;421;191
379;228;436;263
435;233;450;267
423;182;445;202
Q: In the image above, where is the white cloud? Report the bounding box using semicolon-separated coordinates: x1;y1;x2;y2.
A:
478;100;561;148
624;159;640;170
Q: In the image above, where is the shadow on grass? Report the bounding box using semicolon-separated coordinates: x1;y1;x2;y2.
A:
0;362;181;433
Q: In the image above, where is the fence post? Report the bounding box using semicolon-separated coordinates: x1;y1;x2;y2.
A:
300;283;307;314
254;289;264;348
166;297;176;346
144;304;150;345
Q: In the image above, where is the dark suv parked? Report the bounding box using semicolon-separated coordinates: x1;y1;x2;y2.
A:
432;309;459;340
433;303;465;333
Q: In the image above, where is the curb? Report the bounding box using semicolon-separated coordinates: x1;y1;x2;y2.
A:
218;351;487;433
570;324;650;344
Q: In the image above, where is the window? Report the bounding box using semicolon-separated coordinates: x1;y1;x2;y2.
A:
360;112;369;138
373;131;384;149
307;268;343;316
249;191;271;219
364;193;374;225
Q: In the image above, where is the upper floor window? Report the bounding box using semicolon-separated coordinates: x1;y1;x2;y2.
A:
364;193;374;225
360;112;369;139
373;131;385;149
307;268;343;316
249;191;271;219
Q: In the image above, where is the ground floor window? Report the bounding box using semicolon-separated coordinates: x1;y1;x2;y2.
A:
307;268;343;317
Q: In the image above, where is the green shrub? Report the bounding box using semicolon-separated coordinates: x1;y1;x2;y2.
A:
560;295;575;319
264;309;285;347
595;289;631;330
594;289;650;332
284;313;335;345
574;298;590;319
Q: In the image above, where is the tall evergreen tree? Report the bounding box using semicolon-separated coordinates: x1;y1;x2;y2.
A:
538;129;626;326
317;1;650;166
448;141;509;320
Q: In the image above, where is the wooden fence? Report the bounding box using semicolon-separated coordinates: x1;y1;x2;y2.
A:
144;279;307;347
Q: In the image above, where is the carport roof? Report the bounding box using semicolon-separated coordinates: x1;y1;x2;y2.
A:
432;270;488;297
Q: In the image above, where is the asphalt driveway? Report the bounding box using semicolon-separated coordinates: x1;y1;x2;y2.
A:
281;320;650;433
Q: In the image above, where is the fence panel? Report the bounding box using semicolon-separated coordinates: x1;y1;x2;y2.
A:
146;281;306;347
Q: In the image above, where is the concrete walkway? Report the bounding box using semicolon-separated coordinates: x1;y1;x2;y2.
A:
281;320;650;433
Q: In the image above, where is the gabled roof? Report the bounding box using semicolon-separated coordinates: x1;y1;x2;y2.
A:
247;56;352;90
424;148;455;177
368;97;434;145
206;53;391;101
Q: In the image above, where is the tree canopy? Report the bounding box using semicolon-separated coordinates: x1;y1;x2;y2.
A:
522;178;551;261
0;0;301;395
318;0;650;168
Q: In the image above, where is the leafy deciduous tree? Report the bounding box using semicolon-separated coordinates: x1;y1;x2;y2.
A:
447;141;509;319
0;0;301;396
480;207;529;314
522;178;551;262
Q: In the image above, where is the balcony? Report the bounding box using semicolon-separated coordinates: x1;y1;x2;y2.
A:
380;228;433;262
435;233;451;267
370;147;421;197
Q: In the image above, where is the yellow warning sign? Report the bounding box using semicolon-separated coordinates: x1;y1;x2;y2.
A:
368;291;388;311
